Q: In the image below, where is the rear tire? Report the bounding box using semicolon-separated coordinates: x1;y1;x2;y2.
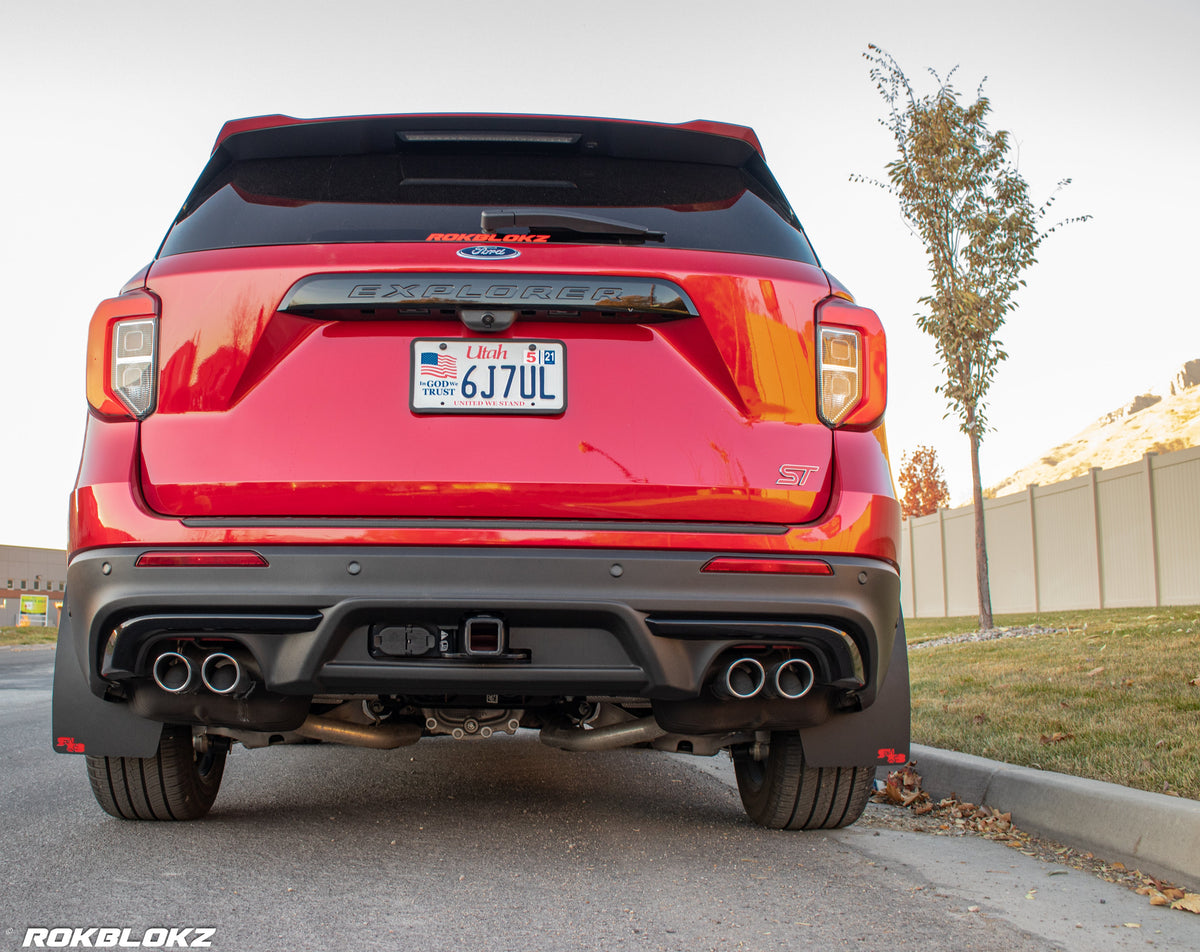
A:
733;732;874;830
85;726;227;821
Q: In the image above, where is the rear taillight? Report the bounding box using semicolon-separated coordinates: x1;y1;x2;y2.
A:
816;297;886;429
818;326;862;425
112;319;157;417
86;290;160;419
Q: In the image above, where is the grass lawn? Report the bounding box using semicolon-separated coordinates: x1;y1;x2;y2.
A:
906;606;1200;800
0;626;58;647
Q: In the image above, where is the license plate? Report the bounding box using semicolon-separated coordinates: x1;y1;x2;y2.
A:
411;339;567;414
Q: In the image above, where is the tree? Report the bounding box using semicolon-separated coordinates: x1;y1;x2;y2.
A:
898;445;950;518
856;45;1087;629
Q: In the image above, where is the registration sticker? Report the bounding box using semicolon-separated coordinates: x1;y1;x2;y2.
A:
411;339;566;414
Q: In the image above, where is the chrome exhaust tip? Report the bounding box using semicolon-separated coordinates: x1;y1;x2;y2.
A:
200;652;252;696
769;657;815;700
152;651;196;694
713;657;766;700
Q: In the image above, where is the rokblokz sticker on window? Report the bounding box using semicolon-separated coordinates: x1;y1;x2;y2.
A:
411;339;566;414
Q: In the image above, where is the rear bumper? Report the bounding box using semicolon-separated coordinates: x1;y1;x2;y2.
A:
59;417;905;760
62;545;899;702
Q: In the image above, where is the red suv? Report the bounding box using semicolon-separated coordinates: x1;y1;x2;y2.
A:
53;113;907;828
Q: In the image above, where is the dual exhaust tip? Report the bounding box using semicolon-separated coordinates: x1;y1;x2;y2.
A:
713;656;815;701
152;650;253;697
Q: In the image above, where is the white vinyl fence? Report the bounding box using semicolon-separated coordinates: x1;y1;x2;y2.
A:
900;446;1200;618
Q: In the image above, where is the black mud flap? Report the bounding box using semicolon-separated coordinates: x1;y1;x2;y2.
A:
798;614;910;768
52;603;162;758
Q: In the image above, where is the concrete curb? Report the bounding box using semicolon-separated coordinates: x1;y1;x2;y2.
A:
896;743;1200;888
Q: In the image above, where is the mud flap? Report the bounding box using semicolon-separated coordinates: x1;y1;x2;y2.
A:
52;603;162;758
798;613;910;768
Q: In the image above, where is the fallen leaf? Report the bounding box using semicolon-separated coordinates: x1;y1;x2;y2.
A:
1025;889;1037;900
1164;887;1186;901
972;714;987;725
1122;922;1141;928
1111;862;1126;871
1086;666;1105;677
1171;894;1200;914
967;905;980;913
1149;894;1170;907
881;779;906;805
1039;732;1075;745
1189;677;1200;687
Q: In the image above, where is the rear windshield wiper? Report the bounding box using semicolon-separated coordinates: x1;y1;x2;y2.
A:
481;209;665;241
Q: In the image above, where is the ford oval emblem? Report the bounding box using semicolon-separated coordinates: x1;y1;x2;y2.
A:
457;245;522;260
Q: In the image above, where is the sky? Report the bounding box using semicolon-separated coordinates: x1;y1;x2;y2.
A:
2;0;1197;551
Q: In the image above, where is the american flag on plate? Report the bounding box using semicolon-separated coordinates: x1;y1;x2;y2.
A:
419;351;457;379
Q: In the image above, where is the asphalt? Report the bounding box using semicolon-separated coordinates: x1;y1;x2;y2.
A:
8;642;1198;890
889;743;1200;888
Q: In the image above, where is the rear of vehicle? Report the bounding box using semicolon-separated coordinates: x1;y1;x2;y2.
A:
53;114;907;828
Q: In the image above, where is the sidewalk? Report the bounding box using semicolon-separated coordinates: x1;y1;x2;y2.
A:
898;743;1200;887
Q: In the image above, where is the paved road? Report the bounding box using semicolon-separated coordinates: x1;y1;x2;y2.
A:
3;645;1197;951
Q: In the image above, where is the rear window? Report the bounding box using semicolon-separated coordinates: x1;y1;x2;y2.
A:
159;153;818;263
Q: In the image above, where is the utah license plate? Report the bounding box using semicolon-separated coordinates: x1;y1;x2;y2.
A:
411;339;566;414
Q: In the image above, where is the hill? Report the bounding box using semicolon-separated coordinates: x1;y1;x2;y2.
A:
988;359;1200;497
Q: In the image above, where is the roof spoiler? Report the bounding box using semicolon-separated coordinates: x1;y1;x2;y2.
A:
211;113;766;159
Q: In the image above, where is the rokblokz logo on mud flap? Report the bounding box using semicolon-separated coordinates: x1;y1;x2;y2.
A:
22;928;214;948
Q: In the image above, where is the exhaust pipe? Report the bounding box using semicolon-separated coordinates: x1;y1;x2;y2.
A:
200;652;254;696
712;657;766;700
295;715;422;749
768;657;816;699
539;716;667;752
152;651;197;694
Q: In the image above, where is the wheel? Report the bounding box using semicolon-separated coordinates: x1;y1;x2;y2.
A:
85;726;227;821
733;732;874;830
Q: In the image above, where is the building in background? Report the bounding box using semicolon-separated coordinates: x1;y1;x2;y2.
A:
1;545;67;627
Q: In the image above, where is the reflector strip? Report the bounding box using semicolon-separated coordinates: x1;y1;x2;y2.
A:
701;557;833;576
135;551;268;568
